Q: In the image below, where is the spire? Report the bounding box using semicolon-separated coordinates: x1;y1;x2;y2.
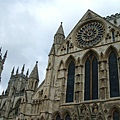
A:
16;67;19;75
55;22;65;36
11;67;15;76
26;69;29;78
29;61;39;81
0;47;1;53
2;90;4;95
0;47;2;60
10;67;15;78
2;50;8;64
54;22;65;45
21;64;25;74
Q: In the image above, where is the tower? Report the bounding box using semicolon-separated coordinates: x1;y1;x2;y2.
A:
5;65;28;96
20;62;39;119
1;10;120;120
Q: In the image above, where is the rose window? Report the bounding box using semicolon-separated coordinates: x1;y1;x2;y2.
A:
76;21;105;48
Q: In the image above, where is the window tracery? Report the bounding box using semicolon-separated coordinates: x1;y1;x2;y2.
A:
113;110;119;120
84;54;98;100
109;51;119;97
56;114;61;120
76;21;105;48
65;114;71;120
66;60;75;102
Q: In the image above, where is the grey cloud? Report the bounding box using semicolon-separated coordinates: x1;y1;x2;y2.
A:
0;0;120;94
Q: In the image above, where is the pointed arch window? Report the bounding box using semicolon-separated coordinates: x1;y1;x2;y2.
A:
84;54;98;100
56;114;61;120
67;41;70;53
109;52;119;97
113;110;120;120
111;29;115;42
66;60;75;103
65;114;70;120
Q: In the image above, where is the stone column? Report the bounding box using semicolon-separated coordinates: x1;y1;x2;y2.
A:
75;65;83;103
99;60;108;100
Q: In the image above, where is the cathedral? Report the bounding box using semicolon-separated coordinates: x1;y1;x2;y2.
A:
0;10;120;120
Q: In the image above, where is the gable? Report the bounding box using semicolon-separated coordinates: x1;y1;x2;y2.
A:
60;10;120;52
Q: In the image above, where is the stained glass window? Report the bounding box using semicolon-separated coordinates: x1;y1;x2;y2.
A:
84;59;90;100
65;114;71;120
66;61;75;103
92;57;98;99
56;114;60;120
113;110;119;120
84;54;98;100
109;52;119;97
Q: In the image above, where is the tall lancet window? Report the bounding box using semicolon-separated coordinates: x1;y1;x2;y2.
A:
66;60;75;103
56;114;60;120
65;114;71;120
84;54;98;100
109;52;119;97
113;110;119;120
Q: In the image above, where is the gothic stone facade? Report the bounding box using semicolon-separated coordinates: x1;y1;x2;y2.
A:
0;10;120;120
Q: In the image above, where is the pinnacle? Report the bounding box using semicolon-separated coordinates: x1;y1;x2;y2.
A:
11;67;15;75
55;22;65;36
16;67;19;75
21;64;25;74
29;61;39;81
0;47;2;58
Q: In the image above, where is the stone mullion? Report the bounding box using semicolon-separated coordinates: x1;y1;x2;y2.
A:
99;60;107;100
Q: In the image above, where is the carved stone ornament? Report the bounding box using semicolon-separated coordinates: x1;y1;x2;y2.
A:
76;20;105;48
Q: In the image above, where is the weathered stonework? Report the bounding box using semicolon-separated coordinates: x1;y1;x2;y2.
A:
0;10;120;120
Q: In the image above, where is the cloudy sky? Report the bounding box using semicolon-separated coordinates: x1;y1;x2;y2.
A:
0;0;120;94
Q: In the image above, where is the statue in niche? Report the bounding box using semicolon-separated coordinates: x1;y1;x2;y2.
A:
92;105;98;114
81;104;86;114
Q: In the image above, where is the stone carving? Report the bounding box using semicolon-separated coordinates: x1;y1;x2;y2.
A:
92;103;98;114
81;104;86;114
76;21;105;48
